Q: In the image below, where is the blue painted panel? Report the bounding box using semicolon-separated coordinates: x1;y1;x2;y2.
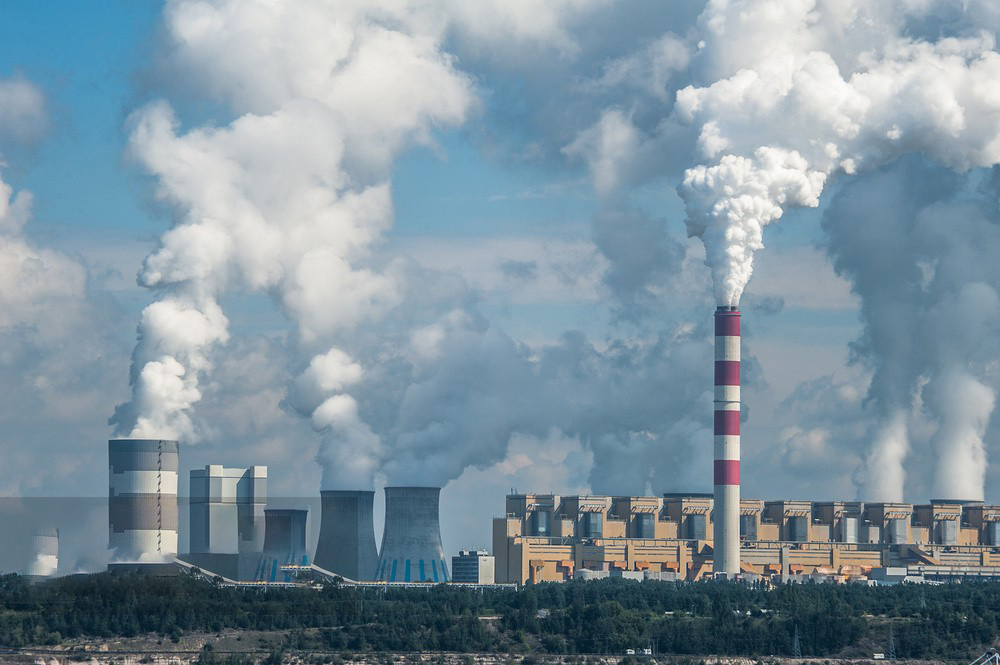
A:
441;560;448;582
404;559;411;582
432;559;439;582
390;559;397;582
419;559;425;581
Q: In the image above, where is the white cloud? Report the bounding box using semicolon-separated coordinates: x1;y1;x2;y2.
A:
0;78;48;147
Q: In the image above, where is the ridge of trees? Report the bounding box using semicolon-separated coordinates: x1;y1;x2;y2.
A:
0;573;997;658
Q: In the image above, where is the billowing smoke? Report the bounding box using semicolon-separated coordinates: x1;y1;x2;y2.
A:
671;1;1000;498
676;1;1000;307
110;0;475;463
112;0;718;497
823;157;1000;501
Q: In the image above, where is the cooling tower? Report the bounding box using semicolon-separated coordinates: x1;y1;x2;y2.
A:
714;306;741;577
314;490;378;581
26;529;58;581
375;486;449;583
108;438;179;561
256;508;309;582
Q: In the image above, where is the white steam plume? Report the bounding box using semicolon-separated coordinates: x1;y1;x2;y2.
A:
857;411;910;503
822;157;1000;501
676;1;1000;306
926;369;994;501
112;0;474;464
674;0;1000;499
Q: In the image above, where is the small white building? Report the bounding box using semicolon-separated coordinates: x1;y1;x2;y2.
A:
452;549;495;584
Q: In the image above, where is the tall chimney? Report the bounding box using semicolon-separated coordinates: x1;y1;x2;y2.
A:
713;306;741;577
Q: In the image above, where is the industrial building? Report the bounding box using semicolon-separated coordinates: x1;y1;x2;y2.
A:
452;549;495;584
181;464;268;581
190;465;267;554
103;438;454;585
108;438;179;562
493;493;1000;584
257;508;310;582
375;487;450;583
314;490;379;581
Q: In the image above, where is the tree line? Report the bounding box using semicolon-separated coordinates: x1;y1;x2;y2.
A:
0;573;998;659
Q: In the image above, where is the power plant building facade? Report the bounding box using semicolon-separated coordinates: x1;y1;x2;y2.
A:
108;438;179;561
494;494;1000;584
189;465;267;554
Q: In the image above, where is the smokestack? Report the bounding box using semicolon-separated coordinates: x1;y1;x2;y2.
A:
257;508;309;582
375;487;448;583
713;306;740;577
314;490;379;581
108;438;179;562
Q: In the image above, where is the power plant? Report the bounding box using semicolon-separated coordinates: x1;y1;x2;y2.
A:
101;435;456;585
494;493;1000;584
314;490;379;580
714;305;741;577
375;487;449;583
84;307;1000;588
108;438;179;561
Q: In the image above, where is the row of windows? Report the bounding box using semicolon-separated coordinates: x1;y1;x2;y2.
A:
524;512;1000;546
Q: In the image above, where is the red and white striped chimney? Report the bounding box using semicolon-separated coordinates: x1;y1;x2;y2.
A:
714;305;740;577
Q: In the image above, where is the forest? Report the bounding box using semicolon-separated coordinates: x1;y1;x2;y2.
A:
0;573;998;659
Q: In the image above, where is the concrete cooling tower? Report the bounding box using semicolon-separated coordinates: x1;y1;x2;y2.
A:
375;486;449;583
26;529;58;582
256;508;309;582
314;490;378;581
108;438;179;561
713;306;741;577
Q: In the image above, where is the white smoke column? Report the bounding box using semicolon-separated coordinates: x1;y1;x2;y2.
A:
112;1;474;468
925;369;994;501
291;348;384;489
922;281;1000;500
673;0;1000;496
857;411;909;502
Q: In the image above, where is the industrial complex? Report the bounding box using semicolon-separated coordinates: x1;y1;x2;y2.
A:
492;492;1000;585
23;306;975;588
103;439;456;585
